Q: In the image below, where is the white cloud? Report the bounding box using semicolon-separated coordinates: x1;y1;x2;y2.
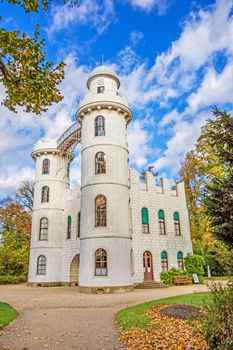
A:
47;0;115;35
128;118;155;168
147;0;233;95
159;109;180;127
127;0;170;14
187;63;233;113
0;55;88;195
129;30;144;45
153;113;208;174
0;167;35;195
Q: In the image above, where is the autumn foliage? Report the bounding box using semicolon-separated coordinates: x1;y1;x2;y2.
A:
120;304;208;350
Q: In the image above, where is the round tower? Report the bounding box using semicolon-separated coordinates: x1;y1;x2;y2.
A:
77;66;133;292
28;139;72;285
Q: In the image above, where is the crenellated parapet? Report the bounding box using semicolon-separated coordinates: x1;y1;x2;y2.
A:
129;168;186;199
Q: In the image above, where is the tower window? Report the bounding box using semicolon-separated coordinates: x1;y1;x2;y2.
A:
41;186;49;203
158;210;166;235
177;251;184;270
95;116;105;136
141;207;149;233
174;211;181;236
95;248;107;276
161;251;168;272
95;152;106;174
42;159;50;174
37;255;46;275
97;86;105;94
77;212;81;238
39;217;48;240
67;215;72;239
95;195;107;227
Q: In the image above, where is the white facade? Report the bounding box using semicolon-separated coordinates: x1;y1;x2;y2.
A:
28;65;192;292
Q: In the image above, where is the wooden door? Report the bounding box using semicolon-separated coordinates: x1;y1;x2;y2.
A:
143;251;153;281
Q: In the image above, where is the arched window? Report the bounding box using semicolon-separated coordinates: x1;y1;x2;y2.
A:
67;215;71;239
95;248;107;276
95;116;105;136
174;211;181;236
141;207;149;233
161;251;168;272
37;255;46;275
95;195;107;227
42;158;50;174
39;217;48;240
77;212;81;238
95;152;106;174
158;210;166;235
41;186;49;202
177;251;184;270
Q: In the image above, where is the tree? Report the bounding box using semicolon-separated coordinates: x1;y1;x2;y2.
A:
180;107;233;249
0;0;79;114
201;108;233;248
0;181;33;278
205;241;233;276
13;180;34;212
179;150;213;244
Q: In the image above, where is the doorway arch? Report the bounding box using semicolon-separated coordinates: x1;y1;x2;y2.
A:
70;254;80;285
143;251;153;281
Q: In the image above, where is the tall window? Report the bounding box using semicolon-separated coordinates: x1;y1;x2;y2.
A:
158;210;166;235
174;211;181;236
95;152;106;174
77;212;81;238
41;186;49;202
37;255;46;275
67;215;71;239
95;195;107;227
161;251;168;272
177;251;184;270
95;116;105;136
39;217;48;240
141;207;149;233
42;158;50;174
95;248;107;276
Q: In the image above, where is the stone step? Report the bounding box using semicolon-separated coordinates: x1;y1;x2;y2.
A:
135;282;169;289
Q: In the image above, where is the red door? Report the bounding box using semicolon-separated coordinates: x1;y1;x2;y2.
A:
143;251;153;281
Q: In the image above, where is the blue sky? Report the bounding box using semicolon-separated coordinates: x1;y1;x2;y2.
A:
1;0;233;195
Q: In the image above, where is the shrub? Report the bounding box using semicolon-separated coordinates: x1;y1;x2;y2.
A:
0;274;27;285
185;254;205;283
202;281;233;349
160;268;188;286
205;241;233;276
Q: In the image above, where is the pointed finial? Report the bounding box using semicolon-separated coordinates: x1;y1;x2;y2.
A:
102;54;104;65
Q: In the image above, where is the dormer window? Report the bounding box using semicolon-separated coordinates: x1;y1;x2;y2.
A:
97;86;105;94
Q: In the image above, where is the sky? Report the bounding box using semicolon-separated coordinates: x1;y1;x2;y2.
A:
1;0;233;196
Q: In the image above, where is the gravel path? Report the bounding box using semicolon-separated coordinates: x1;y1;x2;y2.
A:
0;284;210;350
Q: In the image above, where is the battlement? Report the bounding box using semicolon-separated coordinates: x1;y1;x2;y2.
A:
33;139;58;152
129;168;186;198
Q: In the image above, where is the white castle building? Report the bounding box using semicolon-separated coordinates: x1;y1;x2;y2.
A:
28;65;193;292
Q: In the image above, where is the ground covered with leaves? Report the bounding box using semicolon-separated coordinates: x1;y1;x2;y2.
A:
120;304;208;350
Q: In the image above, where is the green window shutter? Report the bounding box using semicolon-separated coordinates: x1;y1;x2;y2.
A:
161;251;167;259
177;251;183;259
141;208;149;224
174;212;179;221
78;212;81;222
158;210;164;220
68;216;72;225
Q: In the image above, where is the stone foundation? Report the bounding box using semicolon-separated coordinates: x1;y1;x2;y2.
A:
78;285;134;294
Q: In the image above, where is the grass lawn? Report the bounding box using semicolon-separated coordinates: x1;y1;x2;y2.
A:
0;302;18;329
116;292;209;331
